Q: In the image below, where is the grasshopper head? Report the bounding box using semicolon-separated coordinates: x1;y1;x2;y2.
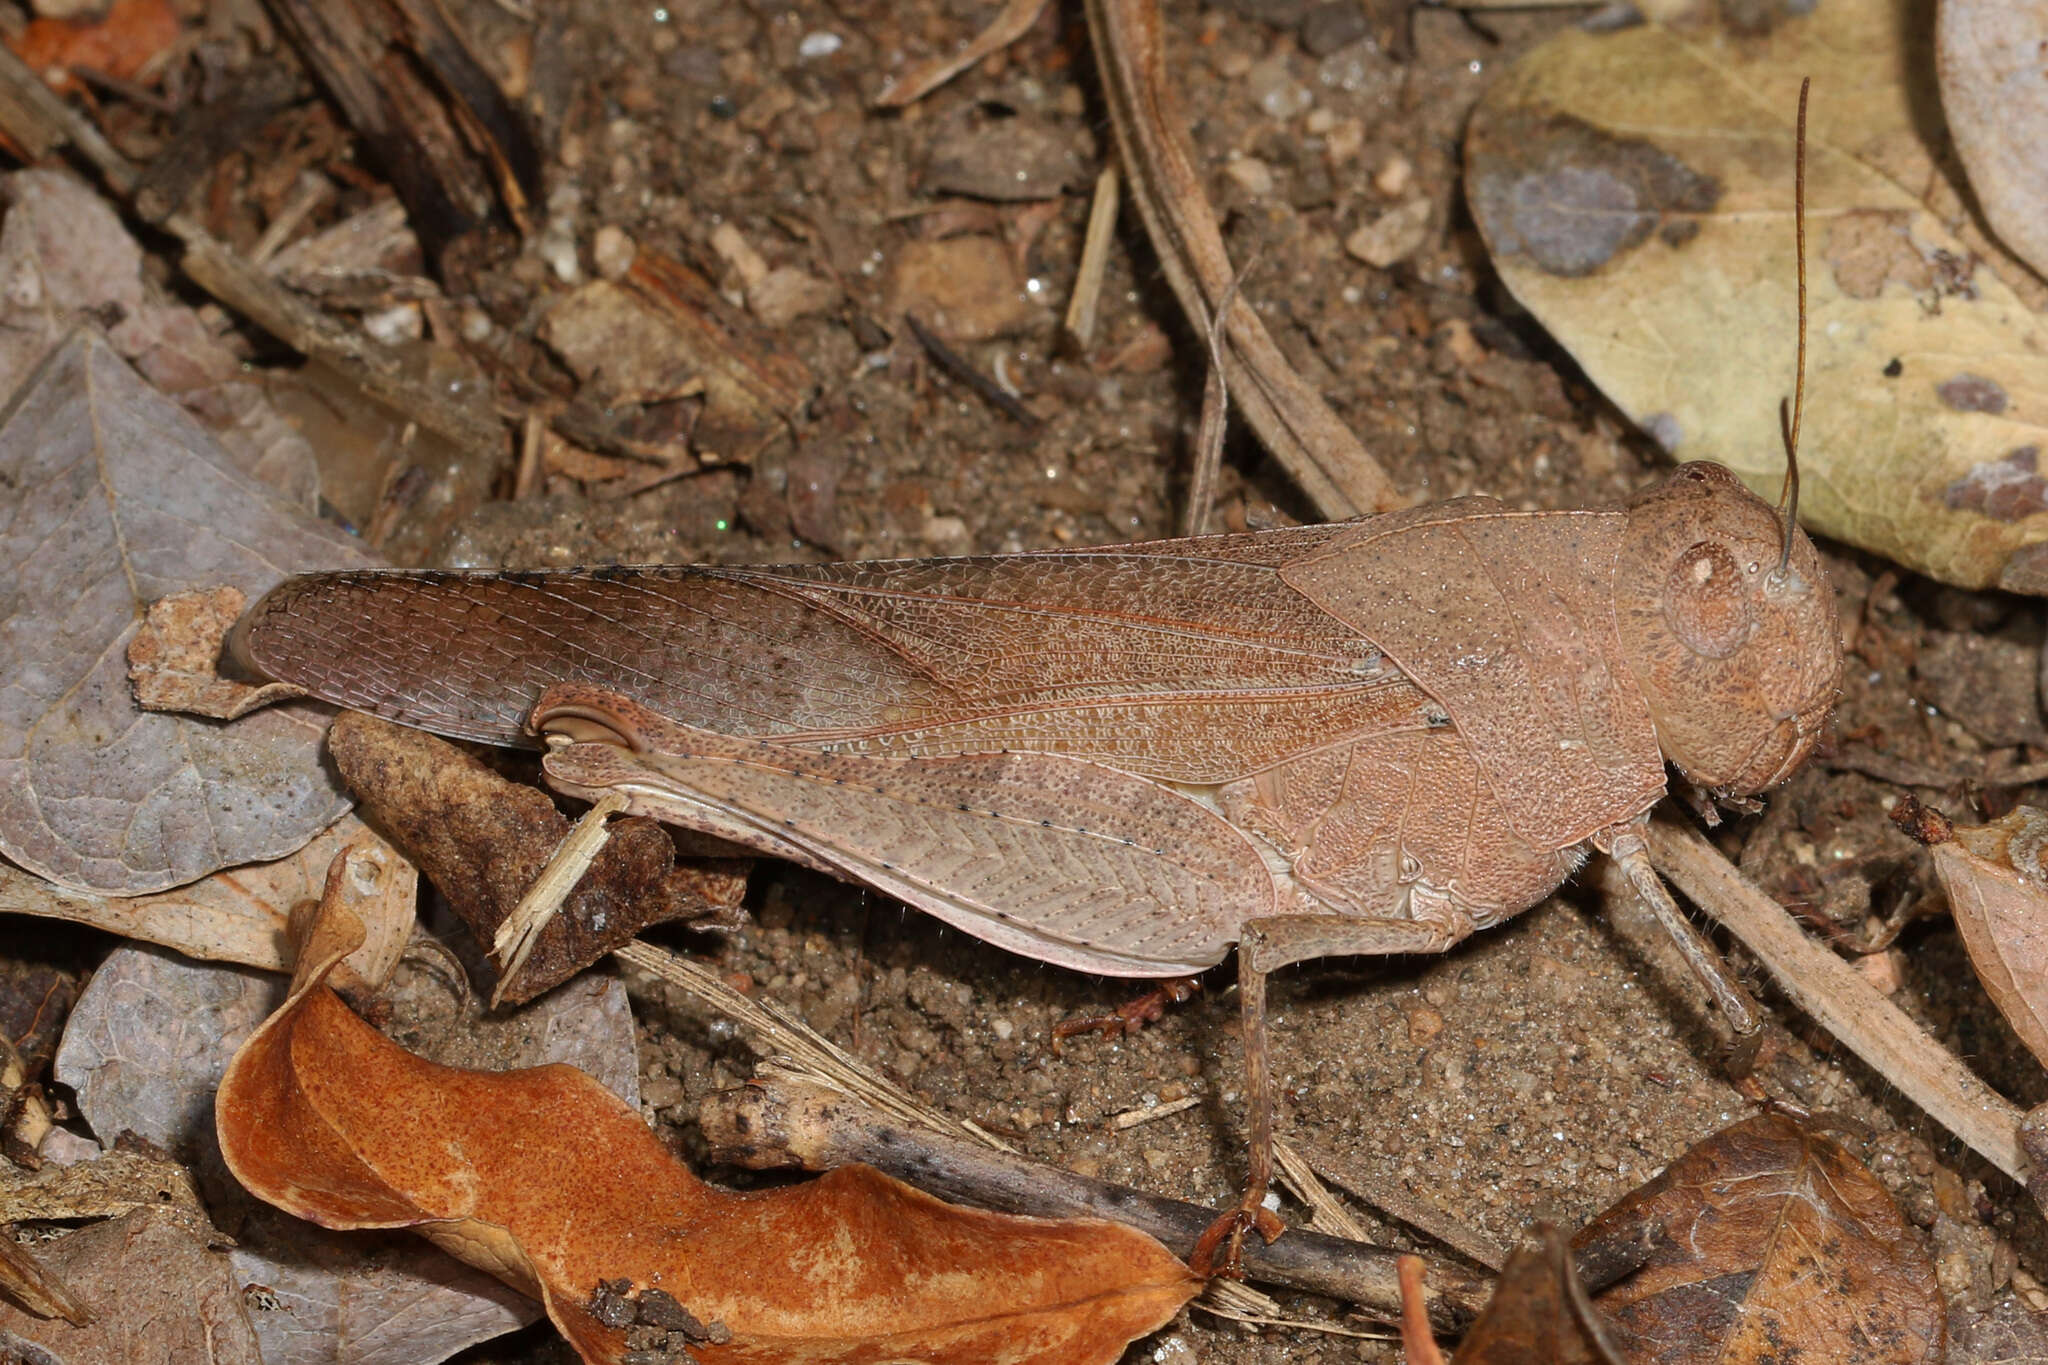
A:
1613;461;1841;800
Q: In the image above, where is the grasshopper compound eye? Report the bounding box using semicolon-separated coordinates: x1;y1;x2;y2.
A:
1664;540;1756;660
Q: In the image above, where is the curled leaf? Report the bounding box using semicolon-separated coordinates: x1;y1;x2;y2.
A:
1465;4;2048;591
1926;805;2048;1069
1575;1113;1943;1364
216;860;1197;1365
0;814;414;990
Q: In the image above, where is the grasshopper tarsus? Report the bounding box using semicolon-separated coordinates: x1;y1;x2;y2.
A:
1048;978;1200;1056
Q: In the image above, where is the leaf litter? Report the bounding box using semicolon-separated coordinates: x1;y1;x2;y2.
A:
6;0;2048;1361
213;858;1199;1365
0;331;371;894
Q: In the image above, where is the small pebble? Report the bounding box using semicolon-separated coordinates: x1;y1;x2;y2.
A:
1223;155;1275;196
592;225;637;281
798;30;842;59
1300;0;1370;56
1345;198;1431;268
1373;152;1414;197
1245;56;1314;119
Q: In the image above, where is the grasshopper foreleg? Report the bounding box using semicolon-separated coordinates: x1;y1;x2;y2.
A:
1598;821;1764;1077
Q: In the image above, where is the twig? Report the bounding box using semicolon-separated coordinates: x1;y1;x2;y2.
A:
614;939;1010;1150
903;313;1042;428
1063;165;1120;351
874;0;1052;107
1285;1138;1509;1272
695;1070;1492;1328
1083;0;1400;519
1646;815;2025;1179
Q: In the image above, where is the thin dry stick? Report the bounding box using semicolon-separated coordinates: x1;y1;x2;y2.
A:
490;790;628;1004
1272;1139;1371;1241
694;1067;1493;1326
1182;260;1252;537
1286;1137;1509;1272
1063;165;1120;350
874;0;1051;107
1084;0;1401;519
615;939;1010;1150
1647;816;2026;1178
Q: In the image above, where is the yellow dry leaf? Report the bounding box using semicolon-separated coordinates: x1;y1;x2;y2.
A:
1465;3;2048;591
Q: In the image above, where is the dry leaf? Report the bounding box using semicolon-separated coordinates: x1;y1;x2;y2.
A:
7;0;182;96
1926;805;2048;1068
215;868;1197;1365
1574;1113;1943;1364
328;712;745;1004
1464;3;2048;591
1451;1230;1621;1365
0;1140;210;1238
0;1207;260;1363
128;587;309;720
0;1231;93;1326
0;814;415;989
0;331;373;894
1938;0;2048;282
0;169;322;505
48;938;646;1363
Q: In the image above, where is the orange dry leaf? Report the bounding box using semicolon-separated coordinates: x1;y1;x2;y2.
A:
10;0;182;95
215;853;1196;1365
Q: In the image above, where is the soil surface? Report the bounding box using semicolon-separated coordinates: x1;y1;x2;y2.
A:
80;0;2048;1359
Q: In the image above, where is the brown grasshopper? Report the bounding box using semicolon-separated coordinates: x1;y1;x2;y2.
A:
234;92;1840;1277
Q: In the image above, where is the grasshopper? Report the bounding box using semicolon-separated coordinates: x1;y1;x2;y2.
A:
233;87;1839;1277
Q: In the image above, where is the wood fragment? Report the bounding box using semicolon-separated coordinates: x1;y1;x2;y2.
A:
1647;815;2026;1179
1109;1095;1201;1130
1084;0;1401;519
1063;165;1119;350
491;790;628;1005
903;312;1042;428
874;0;1052;108
0;39;505;463
697;1070;1491;1328
264;0;541;262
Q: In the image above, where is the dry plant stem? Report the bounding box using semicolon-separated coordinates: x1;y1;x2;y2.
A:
1084;0;1401;519
1284;1138;1509;1272
697;1071;1491;1329
873;0;1051;107
489;790;628;1004
0;43;501;459
1064;166;1120;349
1646;815;2027;1178
613;939;1009;1149
1272;1139;1371;1242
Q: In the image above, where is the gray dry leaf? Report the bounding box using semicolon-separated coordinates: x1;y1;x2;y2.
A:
1464;1;2048;592
51;943;641;1364
1928;806;2048;1070
0;331;374;895
1938;0;2048;284
0;168;321;504
0;814;416;990
0;1208;261;1364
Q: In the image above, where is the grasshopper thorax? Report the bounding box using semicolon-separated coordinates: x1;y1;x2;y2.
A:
1612;461;1842;800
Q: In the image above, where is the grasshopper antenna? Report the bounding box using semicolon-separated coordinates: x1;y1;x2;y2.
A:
1772;76;1810;586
